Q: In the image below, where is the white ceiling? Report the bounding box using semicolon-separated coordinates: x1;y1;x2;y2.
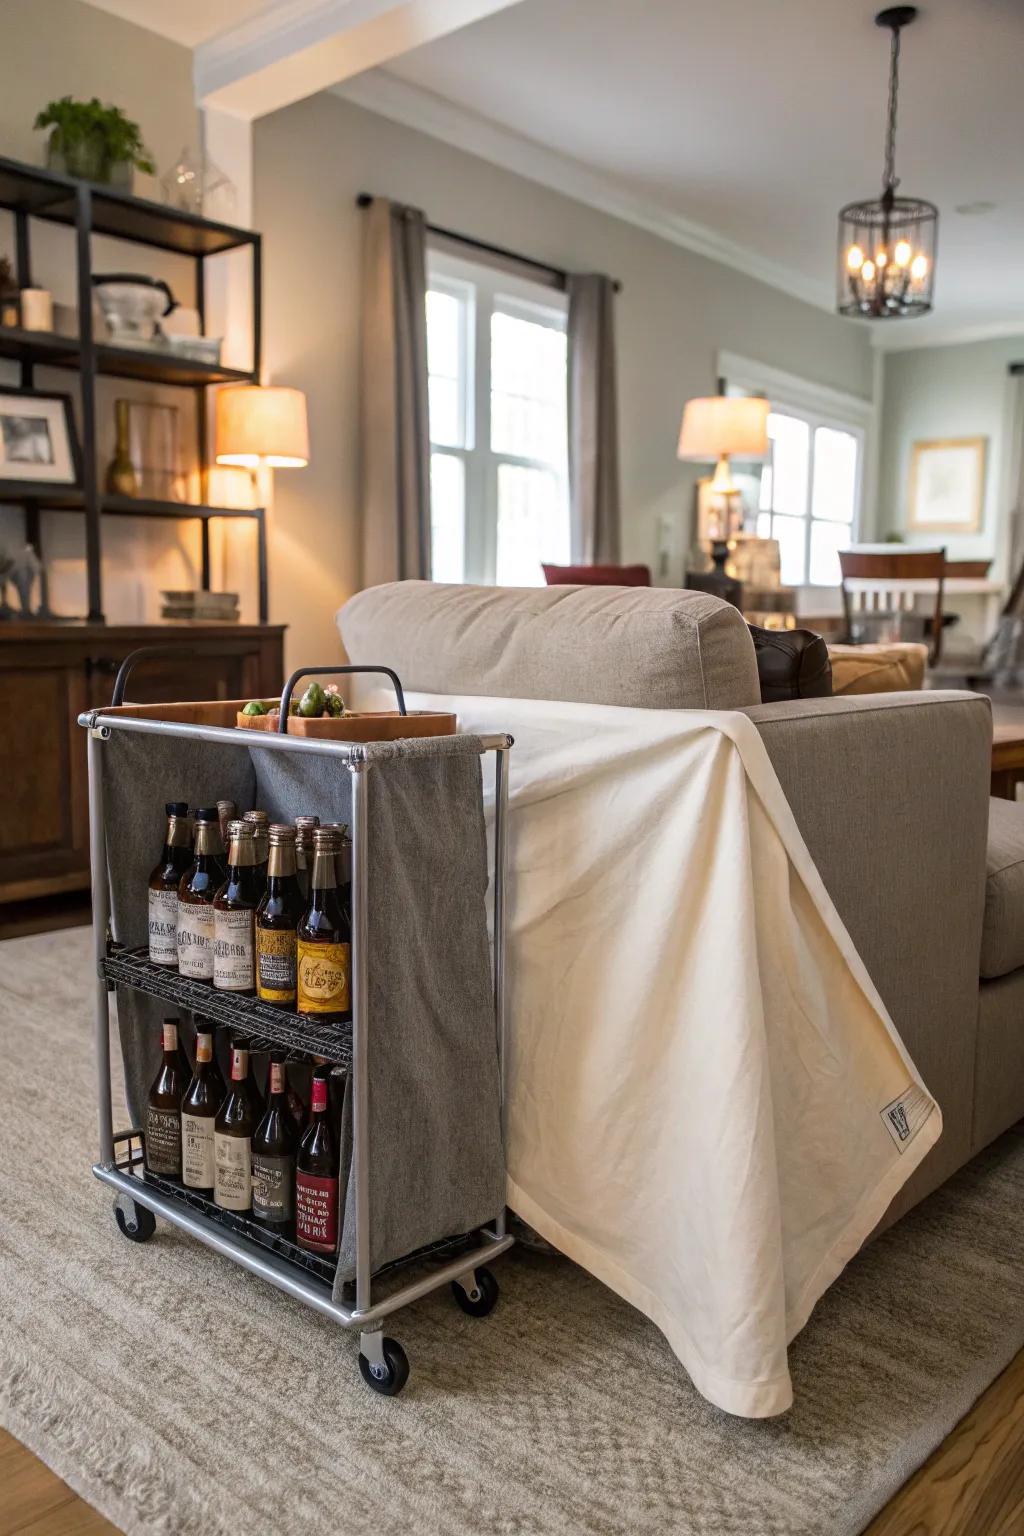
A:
83;0;266;49
379;0;1024;340
81;0;1024;339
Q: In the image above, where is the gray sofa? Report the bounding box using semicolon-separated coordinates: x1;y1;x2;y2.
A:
339;580;1024;1226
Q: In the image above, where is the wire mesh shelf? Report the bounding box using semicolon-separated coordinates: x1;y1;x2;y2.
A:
102;944;352;1064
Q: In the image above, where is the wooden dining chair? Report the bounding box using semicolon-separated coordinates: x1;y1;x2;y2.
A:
838;548;947;664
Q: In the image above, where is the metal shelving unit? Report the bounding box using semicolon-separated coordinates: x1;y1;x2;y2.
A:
81;703;514;1395
0;153;267;621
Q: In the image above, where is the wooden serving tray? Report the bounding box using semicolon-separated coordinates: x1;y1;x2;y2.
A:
236;708;457;741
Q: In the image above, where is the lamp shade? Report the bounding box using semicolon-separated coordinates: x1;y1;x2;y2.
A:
677;396;769;462
215;385;309;468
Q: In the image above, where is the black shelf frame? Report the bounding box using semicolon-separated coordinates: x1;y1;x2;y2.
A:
0;154;266;621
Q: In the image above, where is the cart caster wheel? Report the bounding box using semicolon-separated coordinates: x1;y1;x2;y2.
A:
114;1200;156;1244
451;1267;499;1317
359;1338;410;1396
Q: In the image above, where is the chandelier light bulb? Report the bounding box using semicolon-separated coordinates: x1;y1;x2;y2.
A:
876;249;888;267
910;253;929;280
894;239;912;267
861;259;877;282
847;244;865;271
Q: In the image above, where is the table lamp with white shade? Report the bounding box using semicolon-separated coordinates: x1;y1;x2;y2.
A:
215;384;309;479
677;395;769;566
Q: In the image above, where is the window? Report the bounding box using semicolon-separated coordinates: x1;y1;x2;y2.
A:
719;352;871;588
426;250;570;585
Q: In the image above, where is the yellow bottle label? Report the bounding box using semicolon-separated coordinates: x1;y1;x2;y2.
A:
297;940;350;1014
257;926;297;1003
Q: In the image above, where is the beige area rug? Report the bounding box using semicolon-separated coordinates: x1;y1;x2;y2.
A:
3;927;1024;1536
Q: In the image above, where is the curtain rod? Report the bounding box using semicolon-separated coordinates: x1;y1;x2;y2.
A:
356;193;622;294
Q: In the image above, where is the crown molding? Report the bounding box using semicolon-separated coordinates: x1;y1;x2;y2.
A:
870;317;1024;352
196;0;524;116
334;70;839;314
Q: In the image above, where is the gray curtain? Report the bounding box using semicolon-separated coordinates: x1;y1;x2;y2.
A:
359;198;431;587
567;273;621;563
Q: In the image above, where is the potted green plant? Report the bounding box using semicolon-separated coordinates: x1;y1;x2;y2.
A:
34;97;155;188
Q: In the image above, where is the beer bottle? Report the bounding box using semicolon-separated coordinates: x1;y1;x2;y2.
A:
214;1039;256;1213
144;1018;185;1179
296;827;351;1020
232;1033;265;1120
213;821;261;993
148;802;191;966
293;815;320;902
176;807;225;981
181;1019;225;1196
252;1053;298;1237
256;825;304;1007
295;1067;340;1255
242;809;270;889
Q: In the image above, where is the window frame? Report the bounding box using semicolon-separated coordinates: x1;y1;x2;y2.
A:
717;350;874;589
426;246;570;585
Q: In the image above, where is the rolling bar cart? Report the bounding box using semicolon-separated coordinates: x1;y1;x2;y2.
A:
80;664;513;1395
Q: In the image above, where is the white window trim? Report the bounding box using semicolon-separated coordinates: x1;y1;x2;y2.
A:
428;246;569;585
716;350;875;589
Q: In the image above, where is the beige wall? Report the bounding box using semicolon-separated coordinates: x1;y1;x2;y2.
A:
0;0;207;622
876;335;1022;577
254;91;874;669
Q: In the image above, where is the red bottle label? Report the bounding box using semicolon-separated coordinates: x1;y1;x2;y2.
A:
295;1171;338;1253
311;1077;328;1113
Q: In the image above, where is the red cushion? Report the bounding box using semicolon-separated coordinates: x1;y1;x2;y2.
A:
542;563;652;587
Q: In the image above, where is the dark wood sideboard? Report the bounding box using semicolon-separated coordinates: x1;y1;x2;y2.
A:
0;623;286;906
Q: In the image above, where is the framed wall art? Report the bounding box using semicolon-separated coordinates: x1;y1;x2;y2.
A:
0;388;82;490
907;436;986;534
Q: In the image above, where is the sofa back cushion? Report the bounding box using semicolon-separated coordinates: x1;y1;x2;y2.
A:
338;581;761;711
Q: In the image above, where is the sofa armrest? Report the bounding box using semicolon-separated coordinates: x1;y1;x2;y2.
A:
740;689;991;1216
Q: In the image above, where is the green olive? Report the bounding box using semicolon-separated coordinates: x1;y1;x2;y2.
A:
325;692;345;717
241;700;267;716
297;682;326;717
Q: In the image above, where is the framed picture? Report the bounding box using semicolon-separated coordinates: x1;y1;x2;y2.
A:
907;436;986;534
0;389;81;489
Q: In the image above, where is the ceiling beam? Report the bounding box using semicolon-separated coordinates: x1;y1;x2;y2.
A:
195;0;526;120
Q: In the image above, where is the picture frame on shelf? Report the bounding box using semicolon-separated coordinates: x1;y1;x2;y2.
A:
0;388;81;490
907;436;986;534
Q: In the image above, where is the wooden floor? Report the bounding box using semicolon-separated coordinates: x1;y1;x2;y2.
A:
3;1350;1024;1535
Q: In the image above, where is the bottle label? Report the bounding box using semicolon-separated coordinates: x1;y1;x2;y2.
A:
269;1061;286;1095
145;1106;181;1176
231;1046;249;1083
182;1112;216;1188
214;1132;252;1210
296;941;350;1014
252;1152;295;1222
311;1077;329;1114
296;1171;339;1252
214;908;255;991
161;1021;178;1052
194;1033;213;1064
177;901;215;979
257;927;297;1003
148;888;179;966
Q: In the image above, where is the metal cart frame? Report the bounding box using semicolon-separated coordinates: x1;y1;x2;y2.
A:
80;703;514;1393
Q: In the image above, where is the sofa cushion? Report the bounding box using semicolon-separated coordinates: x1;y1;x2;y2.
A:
338;581;761;710
749;626;832;703
981;797;1024;979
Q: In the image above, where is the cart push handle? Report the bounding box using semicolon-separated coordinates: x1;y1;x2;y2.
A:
111;644;211;707
278;664;407;731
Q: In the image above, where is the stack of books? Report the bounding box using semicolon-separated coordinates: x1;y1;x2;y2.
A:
160;589;240;622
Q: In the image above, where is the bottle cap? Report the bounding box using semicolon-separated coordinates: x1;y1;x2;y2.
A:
227;819;257;838
268;823;297;842
243;809;270;826
294;815;320;830
194;806;219;822
166;801;189;816
313;826;342;850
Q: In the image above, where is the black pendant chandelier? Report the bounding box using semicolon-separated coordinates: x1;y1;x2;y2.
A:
837;6;938;319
